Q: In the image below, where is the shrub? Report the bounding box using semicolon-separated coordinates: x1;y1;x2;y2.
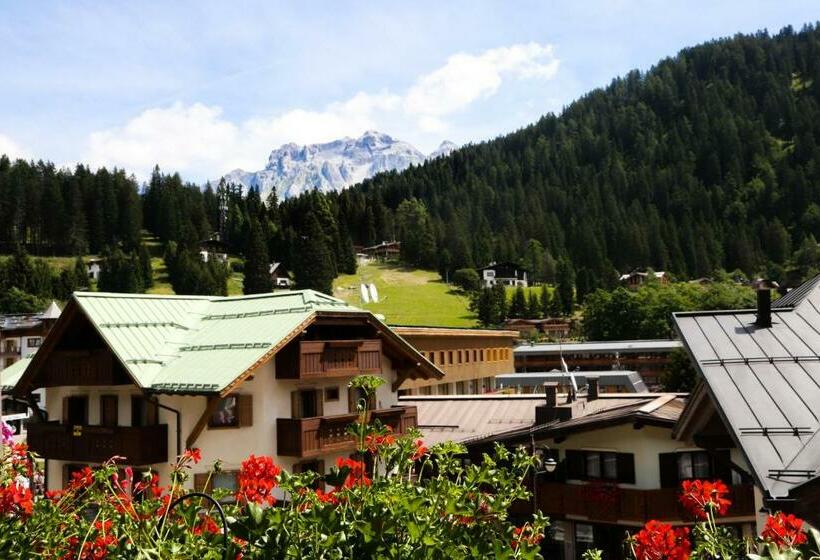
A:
452;268;480;292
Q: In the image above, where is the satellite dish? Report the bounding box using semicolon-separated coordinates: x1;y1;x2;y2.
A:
360;284;370;303
369;283;379;303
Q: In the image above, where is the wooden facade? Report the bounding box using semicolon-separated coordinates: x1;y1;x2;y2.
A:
27;422;168;465
277;406;418;458
275;339;383;379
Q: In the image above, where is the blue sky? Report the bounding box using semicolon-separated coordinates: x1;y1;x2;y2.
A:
0;1;818;182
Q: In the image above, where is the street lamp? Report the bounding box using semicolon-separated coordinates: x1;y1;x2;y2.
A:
531;435;557;514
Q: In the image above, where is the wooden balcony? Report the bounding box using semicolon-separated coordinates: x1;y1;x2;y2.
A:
276;339;383;380
27;422;168;465
277;406;418;458
521;481;755;523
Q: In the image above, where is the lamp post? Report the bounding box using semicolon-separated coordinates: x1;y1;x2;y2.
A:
530;434;557;514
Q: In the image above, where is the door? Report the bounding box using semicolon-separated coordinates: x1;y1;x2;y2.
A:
291;389;323;419
100;395;118;427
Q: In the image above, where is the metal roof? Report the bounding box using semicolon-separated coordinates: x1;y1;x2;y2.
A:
515;339;682;355
401;393;684;446
0;356;32;391
771;274;820;308
673;279;820;499
496;370;647;392
11;290;441;395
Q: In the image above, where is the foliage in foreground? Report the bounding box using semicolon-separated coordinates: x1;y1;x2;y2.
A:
0;376;545;559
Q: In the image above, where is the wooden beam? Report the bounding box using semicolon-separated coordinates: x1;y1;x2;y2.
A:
26;393;45;421
186;397;220;449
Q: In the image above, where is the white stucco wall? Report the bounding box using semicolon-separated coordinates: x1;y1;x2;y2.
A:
42;349;402;491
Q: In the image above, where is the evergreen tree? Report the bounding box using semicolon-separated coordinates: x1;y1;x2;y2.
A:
509;286;527;319
556;259;575;316
526;290;541;319
293;214;335;295
243;217;273;294
540;284;552;318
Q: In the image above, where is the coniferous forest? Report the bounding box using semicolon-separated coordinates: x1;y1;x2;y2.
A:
2;25;820;305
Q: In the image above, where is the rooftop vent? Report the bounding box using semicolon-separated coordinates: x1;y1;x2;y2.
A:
753;279;780;328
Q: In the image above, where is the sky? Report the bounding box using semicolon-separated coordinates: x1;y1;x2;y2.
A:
0;1;818;183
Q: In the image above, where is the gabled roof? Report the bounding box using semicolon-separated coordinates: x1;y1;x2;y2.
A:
496;370;648;393
41;301;62;320
12;290;442;396
771;273;820;308
1;356;32;392
673;278;820;500
515;339;682;355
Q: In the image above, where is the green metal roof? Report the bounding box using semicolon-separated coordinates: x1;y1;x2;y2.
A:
1;356;32;392
19;290;406;395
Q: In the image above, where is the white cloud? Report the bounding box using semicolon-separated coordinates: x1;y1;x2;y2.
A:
404;43;559;117
85;43;558;181
0;133;30;160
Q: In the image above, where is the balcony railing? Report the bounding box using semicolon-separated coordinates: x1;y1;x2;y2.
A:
27;422;168;465
519;481;755;522
300;340;382;378
277;406;418;458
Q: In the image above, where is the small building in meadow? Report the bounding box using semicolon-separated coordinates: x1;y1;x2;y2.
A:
477;262;528;288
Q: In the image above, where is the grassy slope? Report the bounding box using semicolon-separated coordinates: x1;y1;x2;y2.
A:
333;262;476;327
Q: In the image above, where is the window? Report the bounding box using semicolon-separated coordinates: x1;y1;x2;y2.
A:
455;381;467;395
210;396;239;427
437;384;450;395
63;396;88;425
324;387;340;402
659;450;734;488
420;386;432;396
473;350;478;361
429;352;435;364
678;451;710;480
479;349;484;361
448;351;453;365
565;450;635;483
457;350;463;364
131;396;158;427
27;337;42;348
439;351;445;364
465;350;470;363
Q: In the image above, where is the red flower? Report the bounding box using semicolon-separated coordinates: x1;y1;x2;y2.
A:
511;525;543;550
632;520;691;560
410;439;428;461
134;472;163;498
679;479;731;520
192;515;221;536
68;466;95;491
336;457;371;488
0;483;33;517
315;488;340;505
183;448;202;464
236;455;281;506
364;429;396;453
761;512;807;549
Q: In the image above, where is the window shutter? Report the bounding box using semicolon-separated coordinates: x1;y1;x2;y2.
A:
711;449;732;484
291;391;301;418
62;396;69;424
617;453;636;484
146;399;159;426
237;395;253;427
193;472;212;493
659;453;679;488
315;389;324;417
565;450;585;480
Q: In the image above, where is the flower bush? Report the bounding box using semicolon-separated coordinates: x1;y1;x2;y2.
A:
0;377;547;559
622;478;820;560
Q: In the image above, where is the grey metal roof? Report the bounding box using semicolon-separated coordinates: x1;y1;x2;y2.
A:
495;370;647;392
673;280;820;499
771;274;820;308
515;339;682;355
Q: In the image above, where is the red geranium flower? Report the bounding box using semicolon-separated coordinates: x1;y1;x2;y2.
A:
68;466;95;491
183;448;202;464
632;520;691;560
761;512;807;548
679;479;731;520
410;439;428;461
236;455;281;506
336;457;372;488
511;525;543;550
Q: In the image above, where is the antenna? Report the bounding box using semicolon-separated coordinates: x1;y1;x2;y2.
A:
368;283;379;303
559;338;578;398
360;284;370;304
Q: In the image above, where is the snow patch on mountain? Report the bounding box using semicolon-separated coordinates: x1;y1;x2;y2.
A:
214;131;456;199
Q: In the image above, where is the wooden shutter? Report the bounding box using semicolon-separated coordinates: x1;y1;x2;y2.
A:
315;389;324;417
565;450;585;480
617;453;636;484
291;391;301;418
237;395;253;427
193;472;212;493
659;453;679;488
62;396;69;424
146;399;158;426
711;449;732;483
100;395;118;427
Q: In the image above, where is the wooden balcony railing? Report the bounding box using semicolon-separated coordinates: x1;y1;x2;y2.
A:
277;339;383;379
27;422;168;465
520;481;755;523
277;406;418;458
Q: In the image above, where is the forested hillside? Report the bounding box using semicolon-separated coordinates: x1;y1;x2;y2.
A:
2;25;820;302
303;24;820;292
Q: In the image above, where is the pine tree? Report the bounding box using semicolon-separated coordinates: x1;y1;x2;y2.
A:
540;284;551;318
243;217;273;294
293;214;335;295
510;286;527;318
526;290;541;319
556;258;575;316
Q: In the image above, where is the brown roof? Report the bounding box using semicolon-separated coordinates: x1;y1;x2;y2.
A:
392;326;519;339
401;393;686;447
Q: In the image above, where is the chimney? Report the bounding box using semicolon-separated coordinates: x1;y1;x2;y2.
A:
753;279;780;328
535;382;559;425
587;376;599;401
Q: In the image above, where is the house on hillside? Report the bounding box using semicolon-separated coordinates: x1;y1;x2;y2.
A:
199;237;229;264
403;383;757;559
361;241;400;262
504;317;572;339
619;269;669;288
673;276;820;527
5;290;442;492
478;262;528;288
269;262;291;289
